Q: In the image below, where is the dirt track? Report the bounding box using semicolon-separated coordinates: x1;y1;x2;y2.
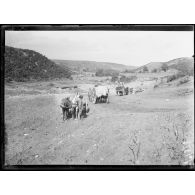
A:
4;82;194;165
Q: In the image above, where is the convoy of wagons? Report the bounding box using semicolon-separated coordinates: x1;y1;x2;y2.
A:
60;83;137;121
88;83;134;105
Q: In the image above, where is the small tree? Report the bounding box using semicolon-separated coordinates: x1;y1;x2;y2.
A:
152;68;157;73
161;63;168;72
143;66;148;73
95;69;104;76
111;75;118;82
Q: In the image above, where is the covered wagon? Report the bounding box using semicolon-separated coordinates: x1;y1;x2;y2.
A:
88;85;109;104
115;85;129;96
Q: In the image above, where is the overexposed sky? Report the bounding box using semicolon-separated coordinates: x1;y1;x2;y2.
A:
5;31;194;66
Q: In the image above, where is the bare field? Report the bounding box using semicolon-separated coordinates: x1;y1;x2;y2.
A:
4;77;194;165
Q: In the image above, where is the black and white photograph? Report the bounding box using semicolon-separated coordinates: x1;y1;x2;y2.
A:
1;25;194;169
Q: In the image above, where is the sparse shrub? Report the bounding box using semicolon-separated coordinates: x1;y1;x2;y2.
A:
111;75;118;82
95;69;103;76
120;75;137;83
128;130;141;165
167;72;186;83
143;66;148;73
152;68;157;73
95;69;119;77
152;144;164;164
123;69;135;73
160;114;193;165
167;75;176;82
17;77;28;82
161;63;169;72
48;83;55;87
5;77;13;83
177;76;190;86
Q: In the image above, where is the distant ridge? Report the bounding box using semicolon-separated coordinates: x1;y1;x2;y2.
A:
134;57;194;75
53;59;135;72
5;46;72;82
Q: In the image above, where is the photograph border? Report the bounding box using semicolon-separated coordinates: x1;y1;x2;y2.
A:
1;24;194;171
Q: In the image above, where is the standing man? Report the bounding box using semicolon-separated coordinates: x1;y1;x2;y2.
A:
71;92;80;119
60;97;72;121
78;95;84;120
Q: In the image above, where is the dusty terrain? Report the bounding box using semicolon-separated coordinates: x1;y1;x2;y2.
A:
4;75;194;165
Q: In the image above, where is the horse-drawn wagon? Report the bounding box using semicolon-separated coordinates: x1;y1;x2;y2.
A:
88;85;109;104
115;85;129;96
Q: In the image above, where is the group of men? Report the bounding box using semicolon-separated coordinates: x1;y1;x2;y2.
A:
60;92;89;121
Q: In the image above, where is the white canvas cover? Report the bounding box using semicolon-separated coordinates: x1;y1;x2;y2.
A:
94;86;109;97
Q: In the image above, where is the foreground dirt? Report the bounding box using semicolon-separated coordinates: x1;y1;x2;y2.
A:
4;81;194;165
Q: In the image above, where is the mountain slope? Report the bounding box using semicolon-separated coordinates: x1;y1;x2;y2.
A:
135;57;194;75
166;57;194;75
137;62;164;72
5;46;72;82
53;59;135;72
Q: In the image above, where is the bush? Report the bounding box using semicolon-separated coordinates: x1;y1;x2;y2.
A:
95;68;119;77
5;77;13;83
177;77;190;86
95;69;104;76
48;83;55;87
111;75;137;83
161;63;169;72
152;68;157;73
123;69;135;73
120;75;137;83
167;72;186;83
111;75;118;82
143;66;148;73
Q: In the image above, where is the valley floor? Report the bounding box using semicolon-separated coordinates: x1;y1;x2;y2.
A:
4;79;194;166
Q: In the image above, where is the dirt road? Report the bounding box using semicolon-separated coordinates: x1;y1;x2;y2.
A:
4;83;194;165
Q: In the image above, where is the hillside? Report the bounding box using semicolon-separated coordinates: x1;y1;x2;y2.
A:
137;62;164;72
166;57;194;75
135;57;194;75
5;46;72;82
53;59;135;72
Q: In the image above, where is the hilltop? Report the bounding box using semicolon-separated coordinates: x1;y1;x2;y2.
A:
5;46;72;82
134;57;194;75
53;59;135;72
